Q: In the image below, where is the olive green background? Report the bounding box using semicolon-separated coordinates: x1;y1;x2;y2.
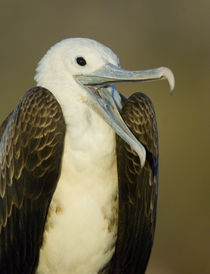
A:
0;1;209;273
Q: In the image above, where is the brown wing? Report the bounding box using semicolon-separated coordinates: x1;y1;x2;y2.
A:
0;87;66;274
108;92;158;274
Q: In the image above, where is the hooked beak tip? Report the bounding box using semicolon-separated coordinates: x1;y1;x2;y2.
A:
159;66;175;92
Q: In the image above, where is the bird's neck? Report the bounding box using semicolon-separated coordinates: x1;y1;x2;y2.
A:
66;99;116;167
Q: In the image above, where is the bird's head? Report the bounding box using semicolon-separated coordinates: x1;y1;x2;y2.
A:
35;38;175;167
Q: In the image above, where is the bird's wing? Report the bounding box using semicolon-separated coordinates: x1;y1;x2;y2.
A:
109;92;159;274
0;87;66;274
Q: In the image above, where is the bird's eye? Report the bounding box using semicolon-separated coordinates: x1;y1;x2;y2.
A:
76;57;87;66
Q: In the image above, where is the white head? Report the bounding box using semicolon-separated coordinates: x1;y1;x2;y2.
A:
35;38;119;99
34;38;175;167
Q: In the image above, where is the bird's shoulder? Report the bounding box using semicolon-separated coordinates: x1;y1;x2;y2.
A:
109;92;158;274
0;86;66;273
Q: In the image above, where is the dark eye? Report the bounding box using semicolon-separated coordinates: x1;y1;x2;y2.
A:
76;57;87;66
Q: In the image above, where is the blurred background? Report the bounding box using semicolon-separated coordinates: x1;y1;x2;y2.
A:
0;0;209;273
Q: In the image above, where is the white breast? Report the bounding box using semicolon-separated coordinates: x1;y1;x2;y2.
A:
37;105;118;274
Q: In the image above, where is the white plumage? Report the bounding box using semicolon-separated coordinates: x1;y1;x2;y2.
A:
36;38;120;273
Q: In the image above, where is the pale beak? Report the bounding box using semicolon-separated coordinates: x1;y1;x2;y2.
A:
75;63;175;167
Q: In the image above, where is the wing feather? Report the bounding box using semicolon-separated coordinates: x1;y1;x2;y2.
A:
0;87;66;273
109;92;158;274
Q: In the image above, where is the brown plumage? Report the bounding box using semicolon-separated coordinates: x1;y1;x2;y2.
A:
0;87;66;273
101;92;159;274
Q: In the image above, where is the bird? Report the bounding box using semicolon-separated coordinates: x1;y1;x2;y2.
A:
0;38;174;274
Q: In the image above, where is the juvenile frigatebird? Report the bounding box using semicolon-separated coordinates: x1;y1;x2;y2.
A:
0;38;174;273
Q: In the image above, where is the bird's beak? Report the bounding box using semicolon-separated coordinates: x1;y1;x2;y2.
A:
75;63;175;167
